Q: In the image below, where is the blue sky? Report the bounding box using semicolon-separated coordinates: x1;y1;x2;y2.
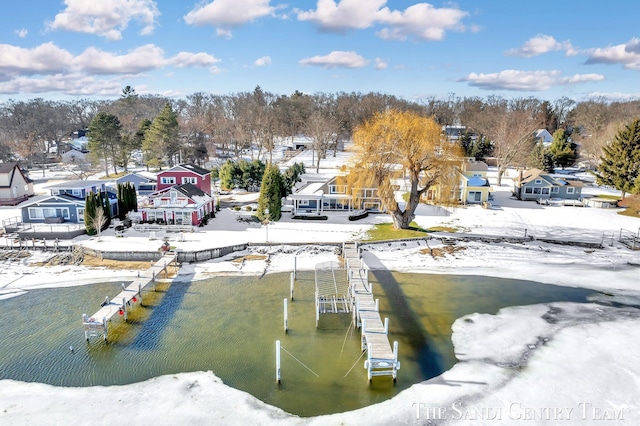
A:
0;0;638;102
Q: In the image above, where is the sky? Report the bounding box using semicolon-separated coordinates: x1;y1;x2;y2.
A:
0;0;639;103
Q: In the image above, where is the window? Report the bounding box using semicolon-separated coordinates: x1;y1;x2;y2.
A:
542;188;550;195
534;179;542;184
298;200;309;206
533;188;542;194
77;208;84;221
551;186;559;194
170;191;178;203
28;207;70;220
182;177;197;184
161;177;176;185
329;185;346;194
525;187;533;194
567;187;575;194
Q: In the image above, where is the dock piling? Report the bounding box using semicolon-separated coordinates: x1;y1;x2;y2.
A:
283;298;288;333
276;340;281;384
290;272;294;300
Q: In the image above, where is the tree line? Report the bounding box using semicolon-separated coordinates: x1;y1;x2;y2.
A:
1;87;639;179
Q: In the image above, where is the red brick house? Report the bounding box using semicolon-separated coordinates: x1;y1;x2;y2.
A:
156;164;212;195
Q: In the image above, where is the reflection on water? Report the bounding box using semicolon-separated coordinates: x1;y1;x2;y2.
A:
0;272;595;416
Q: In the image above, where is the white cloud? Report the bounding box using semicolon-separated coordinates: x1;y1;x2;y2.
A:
15;29;28;38
505;35;574;57
0;42;222;95
0;42;74;78
75;44;166;74
169;52;221;68
296;0;386;31
254;56;272;66
0;73;123;96
296;1;468;41
47;0;160;40
376;3;468;41
374;58;388;70
184;0;278;37
299;51;369;69
460;69;604;91
585;38;640;70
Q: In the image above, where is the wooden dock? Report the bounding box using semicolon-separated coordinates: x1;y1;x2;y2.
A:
343;242;400;382
82;252;177;342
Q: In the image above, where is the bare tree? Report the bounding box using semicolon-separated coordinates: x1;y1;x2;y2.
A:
464;96;543;185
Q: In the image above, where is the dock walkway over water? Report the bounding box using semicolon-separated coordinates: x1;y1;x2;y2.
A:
82;252;177;342
344;242;400;382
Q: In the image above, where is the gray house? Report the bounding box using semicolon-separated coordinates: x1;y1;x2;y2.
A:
514;169;583;201
20;180;117;223
114;172;157;195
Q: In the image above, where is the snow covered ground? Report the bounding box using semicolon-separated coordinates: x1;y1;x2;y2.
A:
1;149;640;424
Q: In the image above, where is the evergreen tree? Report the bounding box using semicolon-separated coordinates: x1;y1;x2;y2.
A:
219;160;241;190
142;103;179;169
84;192;97;235
548;128;578;169
529;141;555;173
87;112;122;176
257;164;283;221
281;162;305;197
596;119;640;199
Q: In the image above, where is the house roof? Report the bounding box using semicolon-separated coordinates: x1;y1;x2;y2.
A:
45;180;105;189
519;169;584;188
162;164;210;176
463;160;488;172
294;182;325;196
19;194;86;208
466;177;488;187
0;163;33;186
154;183;210;199
116;172;156;183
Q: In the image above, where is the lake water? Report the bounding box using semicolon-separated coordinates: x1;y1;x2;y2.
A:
0;271;595;417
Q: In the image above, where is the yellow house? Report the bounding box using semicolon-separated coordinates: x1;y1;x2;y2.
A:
423;158;491;205
458;158;491;204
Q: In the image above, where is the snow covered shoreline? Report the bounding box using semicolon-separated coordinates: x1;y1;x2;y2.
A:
1;239;639;425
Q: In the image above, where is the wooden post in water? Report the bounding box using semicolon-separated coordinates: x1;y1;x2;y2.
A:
375;299;379;311
122;297;128;321
138;283;143;306
384;317;389;335
283;298;288;333
290;273;294;300
275;340;281;384
152;272;156;291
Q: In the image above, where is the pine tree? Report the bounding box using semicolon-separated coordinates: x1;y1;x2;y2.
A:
596;119;640;199
548;128;578;169
142;103;179;169
257;164;283;221
84;192;97;235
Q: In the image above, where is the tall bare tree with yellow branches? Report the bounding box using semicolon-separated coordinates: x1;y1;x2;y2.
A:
345;109;463;229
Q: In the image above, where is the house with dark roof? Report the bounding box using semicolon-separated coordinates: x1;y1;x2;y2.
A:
514;169;583;201
114;172;157;195
156;164;212;195
0;163;34;206
137;183;215;226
